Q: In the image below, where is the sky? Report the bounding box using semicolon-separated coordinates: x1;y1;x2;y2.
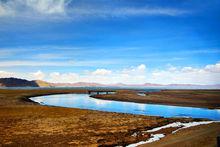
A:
0;0;220;84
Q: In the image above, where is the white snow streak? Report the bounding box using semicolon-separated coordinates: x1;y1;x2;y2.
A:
127;121;219;147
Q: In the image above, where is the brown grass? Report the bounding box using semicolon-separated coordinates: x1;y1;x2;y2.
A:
93;90;220;109
0;88;194;146
0;89;219;146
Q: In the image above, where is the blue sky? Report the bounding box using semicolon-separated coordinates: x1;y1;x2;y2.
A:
0;0;220;84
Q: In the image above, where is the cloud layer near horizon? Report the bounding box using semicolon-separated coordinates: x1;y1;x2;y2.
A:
0;62;220;85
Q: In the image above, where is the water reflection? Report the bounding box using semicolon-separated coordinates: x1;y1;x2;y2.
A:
92;98;112;106
30;94;220;120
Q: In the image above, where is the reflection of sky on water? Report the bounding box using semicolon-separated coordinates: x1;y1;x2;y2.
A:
31;94;220;120
136;103;146;111
91;98;112;106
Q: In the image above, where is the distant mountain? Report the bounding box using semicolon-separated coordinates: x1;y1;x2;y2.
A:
0;77;219;89
0;78;39;87
108;83;129;87
51;82;220;89
166;84;220;89
108;83;164;87
168;84;199;86
0;78;51;87
51;82;104;87
143;83;164;86
34;80;51;87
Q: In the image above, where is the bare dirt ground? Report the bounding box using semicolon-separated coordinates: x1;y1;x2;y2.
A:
0;89;219;146
93;90;220;109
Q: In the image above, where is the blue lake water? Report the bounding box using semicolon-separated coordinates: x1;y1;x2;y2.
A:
30;94;220;120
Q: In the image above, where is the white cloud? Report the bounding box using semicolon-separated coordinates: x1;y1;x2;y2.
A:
0;62;220;85
45;64;147;84
137;64;146;72
121;64;146;76
0;3;12;16
49;72;79;83
0;71;15;78
204;63;220;73
0;64;147;84
181;67;196;73
168;66;177;72
0;0;70;17
0;70;45;81
149;62;220;84
25;0;67;15
31;70;45;80
92;69;112;76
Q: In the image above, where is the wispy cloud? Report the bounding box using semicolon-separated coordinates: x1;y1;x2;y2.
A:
32;53;69;60
0;0;70;18
0;1;14;17
0;59;120;67
0;0;189;20
0;50;14;57
187;49;220;54
0;60;72;67
120;7;188;16
1;46;219;66
70;7;189;18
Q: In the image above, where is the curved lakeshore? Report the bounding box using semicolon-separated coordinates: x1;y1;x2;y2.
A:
0;88;220;146
92;90;220;109
30;93;220;120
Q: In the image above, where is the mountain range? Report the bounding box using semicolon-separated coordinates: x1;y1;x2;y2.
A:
0;77;219;89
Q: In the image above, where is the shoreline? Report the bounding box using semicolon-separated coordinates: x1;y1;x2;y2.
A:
92;95;219;110
2;88;220;109
92;90;220;109
29;93;219;121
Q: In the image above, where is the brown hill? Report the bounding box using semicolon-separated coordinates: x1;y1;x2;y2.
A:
34;80;51;87
0;78;39;87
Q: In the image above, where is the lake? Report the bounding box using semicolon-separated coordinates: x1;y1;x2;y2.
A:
30;94;220;120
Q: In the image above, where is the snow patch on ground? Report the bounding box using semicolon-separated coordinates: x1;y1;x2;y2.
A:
127;134;165;147
127;121;219;147
146;121;217;133
146;122;183;133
